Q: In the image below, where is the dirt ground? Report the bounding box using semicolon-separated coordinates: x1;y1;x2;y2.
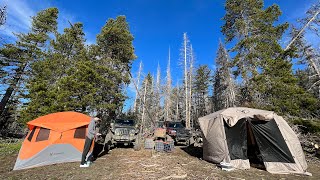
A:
1;145;320;180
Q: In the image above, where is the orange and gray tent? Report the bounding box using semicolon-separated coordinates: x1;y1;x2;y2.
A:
198;107;311;175
14;112;91;170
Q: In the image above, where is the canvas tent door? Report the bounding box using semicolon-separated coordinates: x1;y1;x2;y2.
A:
224;118;295;168
14;112;91;170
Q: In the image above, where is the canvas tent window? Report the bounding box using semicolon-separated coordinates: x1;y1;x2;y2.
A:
36;127;50;142
27;127;36;142
74;126;86;139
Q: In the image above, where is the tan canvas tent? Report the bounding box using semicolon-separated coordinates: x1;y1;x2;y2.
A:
198;107;311;175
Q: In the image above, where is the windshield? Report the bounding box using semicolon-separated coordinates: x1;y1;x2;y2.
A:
168;122;184;128
115;119;135;126
156;121;164;128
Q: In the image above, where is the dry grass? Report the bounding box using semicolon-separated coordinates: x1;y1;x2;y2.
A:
1;145;320;180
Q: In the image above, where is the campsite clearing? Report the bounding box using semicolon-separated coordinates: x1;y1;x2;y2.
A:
1;146;320;180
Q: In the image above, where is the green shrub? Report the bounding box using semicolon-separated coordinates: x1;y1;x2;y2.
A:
292;118;320;134
0;141;22;156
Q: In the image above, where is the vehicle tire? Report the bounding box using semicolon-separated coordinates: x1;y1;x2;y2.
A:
104;141;110;153
186;139;190;146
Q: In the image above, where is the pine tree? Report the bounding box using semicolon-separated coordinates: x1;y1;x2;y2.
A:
290;27;320;99
221;0;318;115
21;21;97;122
194;65;211;124
95;15;136;124
222;0;288;103
1;8;58;124
213;41;236;111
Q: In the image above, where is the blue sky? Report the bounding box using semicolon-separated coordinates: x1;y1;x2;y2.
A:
0;0;318;110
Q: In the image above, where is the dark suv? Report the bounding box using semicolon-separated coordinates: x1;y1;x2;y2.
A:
166;121;192;145
110;119;138;146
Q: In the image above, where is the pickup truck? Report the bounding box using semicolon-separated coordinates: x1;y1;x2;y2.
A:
166;121;192;145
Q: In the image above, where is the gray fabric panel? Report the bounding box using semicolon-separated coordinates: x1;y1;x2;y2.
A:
14;144;82;170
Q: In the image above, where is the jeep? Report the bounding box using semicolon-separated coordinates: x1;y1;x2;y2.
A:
110;119;138;146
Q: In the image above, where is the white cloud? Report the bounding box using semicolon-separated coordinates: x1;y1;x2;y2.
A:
0;0;34;38
0;0;77;40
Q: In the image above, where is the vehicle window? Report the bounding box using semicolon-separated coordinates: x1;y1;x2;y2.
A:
156;121;164;128
74;126;86;139
27;127;36;141
168;123;184;128
115;119;135;126
36;127;50;142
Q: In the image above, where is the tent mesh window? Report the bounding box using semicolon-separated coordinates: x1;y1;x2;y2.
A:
27;127;36;141
36;127;50;142
74;126;86;139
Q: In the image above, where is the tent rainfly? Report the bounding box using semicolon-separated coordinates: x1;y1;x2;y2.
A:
14;112;92;170
198;107;311;175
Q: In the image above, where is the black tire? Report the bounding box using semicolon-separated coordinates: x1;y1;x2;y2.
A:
185;139;190;146
104;141;111;153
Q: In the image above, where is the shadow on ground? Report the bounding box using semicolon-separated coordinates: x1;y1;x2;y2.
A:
180;145;203;158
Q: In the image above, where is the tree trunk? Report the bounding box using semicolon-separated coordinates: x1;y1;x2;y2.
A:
183;33;190;129
0;63;27;116
141;79;148;134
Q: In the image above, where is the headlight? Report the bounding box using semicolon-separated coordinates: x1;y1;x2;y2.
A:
130;129;135;135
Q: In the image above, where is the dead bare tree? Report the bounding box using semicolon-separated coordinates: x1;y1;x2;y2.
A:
0;5;6;26
164;47;172;122
288;1;320;99
133;61;143;112
155;63;161;122
188;45;194;128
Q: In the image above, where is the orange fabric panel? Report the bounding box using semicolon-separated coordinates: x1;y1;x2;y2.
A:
19;128;60;160
53;129;85;152
27;112;91;132
53;127;92;152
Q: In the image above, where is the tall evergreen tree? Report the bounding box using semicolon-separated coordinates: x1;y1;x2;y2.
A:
194;65;211;122
94;15;136;125
290;27;320;99
1;8;58;125
222;0;288;103
21;21;102;123
213;41;236;111
221;0;317;115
